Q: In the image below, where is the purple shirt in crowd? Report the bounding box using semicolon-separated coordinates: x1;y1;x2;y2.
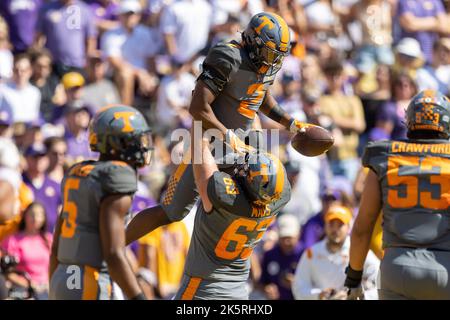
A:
128;194;157;255
37;0;97;68
396;0;445;62
64;128;98;162
300;213;325;251
377;100;408;140
22;174;61;233
260;243;304;300
0;0;43;52
86;0;119;22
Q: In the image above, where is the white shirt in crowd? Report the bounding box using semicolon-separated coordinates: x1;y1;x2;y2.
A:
160;0;212;64
416;64;450;95
292;237;380;300
156;71;196;127
0;49;13;80
0;82;41;123
101;24;162;70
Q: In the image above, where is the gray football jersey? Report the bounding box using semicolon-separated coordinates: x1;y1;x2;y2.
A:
363;139;450;250
183;170;291;282
199;40;277;131
57;160;137;269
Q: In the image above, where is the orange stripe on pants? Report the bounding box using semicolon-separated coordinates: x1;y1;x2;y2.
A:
82;266;99;300
181;277;201;300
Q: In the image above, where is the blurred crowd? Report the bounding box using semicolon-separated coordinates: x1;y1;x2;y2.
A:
1;0;450;300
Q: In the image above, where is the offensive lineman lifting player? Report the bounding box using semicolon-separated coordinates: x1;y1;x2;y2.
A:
126;12;313;245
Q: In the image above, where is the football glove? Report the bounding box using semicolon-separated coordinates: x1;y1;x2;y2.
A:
225;130;254;155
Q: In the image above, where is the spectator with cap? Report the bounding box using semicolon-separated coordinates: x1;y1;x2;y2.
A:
63;101;96;165
259;214;304;300
292;205;379;300
0;54;41;124
52;71;91;123
22;143;61;233
30;49;66;122
300;187;353;250
396;0;448;62
416;38;450;95
392;37;425;79
0;17;13;81
100;0;160;106
44;136;67;183
35;0;98;77
0;0;43;54
82;55;121;112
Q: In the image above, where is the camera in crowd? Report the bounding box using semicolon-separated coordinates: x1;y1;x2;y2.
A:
0;255;18;274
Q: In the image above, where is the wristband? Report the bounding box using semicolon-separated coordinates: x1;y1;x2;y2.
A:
344;265;363;288
130;293;146;300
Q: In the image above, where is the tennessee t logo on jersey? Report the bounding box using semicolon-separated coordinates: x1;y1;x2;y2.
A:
114;112;135;132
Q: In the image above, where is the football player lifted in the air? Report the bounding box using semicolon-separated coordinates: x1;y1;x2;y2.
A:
49;105;153;300
126;12;313;245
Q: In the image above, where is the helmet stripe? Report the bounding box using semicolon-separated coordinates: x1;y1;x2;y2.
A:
265;152;284;198
271;13;290;52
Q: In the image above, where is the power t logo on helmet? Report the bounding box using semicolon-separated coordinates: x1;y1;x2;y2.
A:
242;12;291;76
89;105;153;168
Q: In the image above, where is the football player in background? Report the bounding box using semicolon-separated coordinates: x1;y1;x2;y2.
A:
345;90;450;299
176;128;291;299
126;12;311;244
49;105;153;300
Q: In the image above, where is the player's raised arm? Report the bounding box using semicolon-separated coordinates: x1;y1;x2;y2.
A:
99;194;145;300
191;132;218;213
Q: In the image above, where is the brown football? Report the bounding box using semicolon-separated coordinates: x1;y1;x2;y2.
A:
291;125;334;157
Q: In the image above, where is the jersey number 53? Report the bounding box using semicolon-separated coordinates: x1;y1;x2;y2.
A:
387;155;450;210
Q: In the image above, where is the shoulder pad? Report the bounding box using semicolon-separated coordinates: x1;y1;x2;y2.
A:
100;161;137;195
362;140;391;176
199;42;242;95
207;171;251;214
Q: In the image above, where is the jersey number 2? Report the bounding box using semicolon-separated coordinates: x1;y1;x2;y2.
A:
387;156;450;210
237;84;265;119
61;178;80;238
215;216;274;260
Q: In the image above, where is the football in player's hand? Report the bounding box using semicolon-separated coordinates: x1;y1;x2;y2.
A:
291;125;334;157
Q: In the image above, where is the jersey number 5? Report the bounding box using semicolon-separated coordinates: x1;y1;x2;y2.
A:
387;156;450;210
61;178;80;238
215;216;275;260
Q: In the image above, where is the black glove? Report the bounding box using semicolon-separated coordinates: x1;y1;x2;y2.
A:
344;265;364;300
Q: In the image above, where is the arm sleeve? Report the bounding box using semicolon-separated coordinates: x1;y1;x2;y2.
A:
198;43;240;96
101;163;138;196
292;250;321;300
